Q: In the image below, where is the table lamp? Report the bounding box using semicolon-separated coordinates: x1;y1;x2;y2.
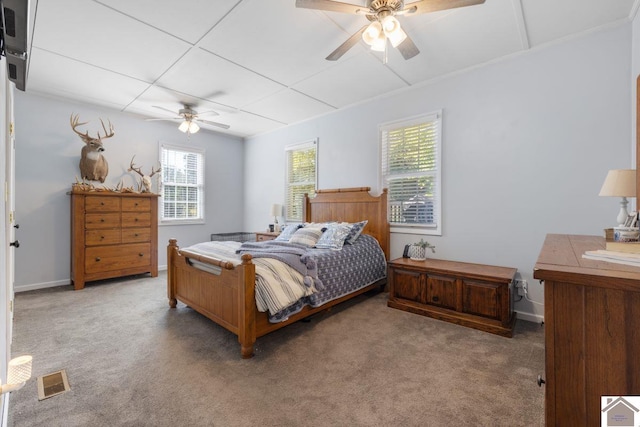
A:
270;204;282;231
599;169;636;226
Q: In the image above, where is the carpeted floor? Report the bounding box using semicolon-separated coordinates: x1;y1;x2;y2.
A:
8;272;545;426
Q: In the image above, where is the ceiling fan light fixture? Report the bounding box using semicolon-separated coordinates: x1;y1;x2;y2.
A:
188;121;200;134
381;15;400;34
362;21;382;46
387;26;407;47
178;120;190;133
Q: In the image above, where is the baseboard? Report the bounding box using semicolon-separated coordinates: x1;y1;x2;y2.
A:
515;310;544;324
158;265;167;271
15;279;70;293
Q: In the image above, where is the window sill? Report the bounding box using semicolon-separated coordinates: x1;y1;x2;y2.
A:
390;226;441;237
160;219;205;226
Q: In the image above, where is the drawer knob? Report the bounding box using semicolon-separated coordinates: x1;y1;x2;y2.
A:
432;296;439;302
100;202;104;206
134;233;139;237
95;257;101;262
134;218;139;222
100;218;105;222
537;375;545;387
100;236;105;240
138;253;144;257
135;203;139;206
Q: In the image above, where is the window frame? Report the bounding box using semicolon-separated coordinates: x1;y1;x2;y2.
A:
158;142;205;225
380;111;442;236
284;139;318;222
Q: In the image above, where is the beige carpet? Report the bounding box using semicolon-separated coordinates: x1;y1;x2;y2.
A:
8;272;545;426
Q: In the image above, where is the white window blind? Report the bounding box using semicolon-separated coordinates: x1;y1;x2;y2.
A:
381;112;442;235
160;144;205;223
285;140;317;222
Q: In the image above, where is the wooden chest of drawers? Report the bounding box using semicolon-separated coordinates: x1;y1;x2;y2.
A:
71;191;159;290
387;258;517;337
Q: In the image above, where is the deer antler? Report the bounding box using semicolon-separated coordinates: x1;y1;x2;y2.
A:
149;165;161;178
128;155;144;177
98;119;115;140
70;114;90;139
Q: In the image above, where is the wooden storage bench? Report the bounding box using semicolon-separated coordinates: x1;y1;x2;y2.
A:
387;258;517;337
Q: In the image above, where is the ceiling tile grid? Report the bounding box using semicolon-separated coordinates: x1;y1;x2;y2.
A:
23;0;637;138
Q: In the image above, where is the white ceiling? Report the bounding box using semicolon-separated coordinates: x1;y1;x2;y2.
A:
23;0;639;138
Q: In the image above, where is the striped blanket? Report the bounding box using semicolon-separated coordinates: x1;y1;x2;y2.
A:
181;241;317;316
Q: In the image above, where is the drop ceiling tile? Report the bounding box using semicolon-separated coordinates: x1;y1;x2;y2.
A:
32;0;191;81
293;52;408;108
199;0;366;86
155;48;285;108
95;0;239;44
387;0;523;84
26;48;151;110
243;89;335;124
522;0;635;46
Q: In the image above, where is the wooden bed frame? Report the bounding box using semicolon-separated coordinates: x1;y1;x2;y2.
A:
167;187;390;358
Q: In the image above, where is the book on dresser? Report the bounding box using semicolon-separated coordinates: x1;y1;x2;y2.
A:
70;190;159;290
605;240;640;253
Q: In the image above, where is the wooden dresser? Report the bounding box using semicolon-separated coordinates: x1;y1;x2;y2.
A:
534;234;640;426
255;231;280;242
71;191;159;290
387;258;517;337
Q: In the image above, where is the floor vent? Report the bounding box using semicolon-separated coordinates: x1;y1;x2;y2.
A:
37;370;70;401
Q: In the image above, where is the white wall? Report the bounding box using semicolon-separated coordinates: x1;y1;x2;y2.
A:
13;93;245;291
244;23;633;321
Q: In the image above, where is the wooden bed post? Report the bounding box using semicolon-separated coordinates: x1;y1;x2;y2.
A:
238;254;256;358
167;238;178;308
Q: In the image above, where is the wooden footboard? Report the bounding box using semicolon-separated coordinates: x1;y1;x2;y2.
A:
168;239;257;358
167;187;390;358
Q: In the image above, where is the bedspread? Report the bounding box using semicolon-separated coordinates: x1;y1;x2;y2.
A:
183;241;314;316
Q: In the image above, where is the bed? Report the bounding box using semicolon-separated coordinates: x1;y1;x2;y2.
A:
167;187;390;358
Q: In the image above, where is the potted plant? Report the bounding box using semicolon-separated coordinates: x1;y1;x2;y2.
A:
409;238;436;261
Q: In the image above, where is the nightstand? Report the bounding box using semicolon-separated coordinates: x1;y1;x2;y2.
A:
255;231;280;242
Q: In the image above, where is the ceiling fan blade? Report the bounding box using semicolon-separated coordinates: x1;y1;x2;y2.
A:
295;0;364;14
145;117;181;121
195;110;220;117
152;105;179;115
403;0;485;15
397;34;420;60
326;25;368;61
198;119;230;130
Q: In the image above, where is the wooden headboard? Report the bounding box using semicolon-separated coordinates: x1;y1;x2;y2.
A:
303;187;390;260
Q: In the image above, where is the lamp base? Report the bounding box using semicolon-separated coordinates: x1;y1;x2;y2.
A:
616;197;630;226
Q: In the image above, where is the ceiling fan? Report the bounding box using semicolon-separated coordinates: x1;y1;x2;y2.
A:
296;0;486;61
146;104;230;134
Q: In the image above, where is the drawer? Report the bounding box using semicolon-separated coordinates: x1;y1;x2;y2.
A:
85;196;120;212
85;243;151;274
122;212;151;227
426;275;457;310
122;228;150;243
86;229;121;246
85;213;120;229
122;198;150;212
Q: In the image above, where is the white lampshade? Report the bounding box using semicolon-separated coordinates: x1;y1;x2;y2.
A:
599;169;636;197
270;204;282;217
7;355;32;385
362;21;382;46
599;169;637;226
179;120;200;134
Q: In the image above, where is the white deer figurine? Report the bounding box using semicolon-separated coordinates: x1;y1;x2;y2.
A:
70;114;114;183
128;155;161;193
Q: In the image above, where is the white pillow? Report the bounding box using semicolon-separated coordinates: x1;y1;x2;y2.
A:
289;227;324;247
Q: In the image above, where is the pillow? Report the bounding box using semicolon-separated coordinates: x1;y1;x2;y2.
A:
289;227;324;247
274;223;303;242
345;220;368;244
315;223;352;250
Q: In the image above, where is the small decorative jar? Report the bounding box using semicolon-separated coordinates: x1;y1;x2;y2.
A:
409;245;427;261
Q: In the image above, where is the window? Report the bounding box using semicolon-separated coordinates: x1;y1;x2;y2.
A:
381;111;442;235
160;144;205;224
285;140;317;222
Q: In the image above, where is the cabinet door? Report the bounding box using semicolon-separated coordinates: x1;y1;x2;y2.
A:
462;279;501;320
391;269;425;304
426;275;457;310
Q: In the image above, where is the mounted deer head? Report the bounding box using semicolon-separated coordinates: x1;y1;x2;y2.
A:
70;114;114;183
128;155;161;193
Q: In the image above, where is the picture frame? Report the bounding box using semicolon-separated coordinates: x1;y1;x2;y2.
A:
624;212;638;228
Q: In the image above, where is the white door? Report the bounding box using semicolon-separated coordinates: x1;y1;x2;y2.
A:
5;80;15;345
